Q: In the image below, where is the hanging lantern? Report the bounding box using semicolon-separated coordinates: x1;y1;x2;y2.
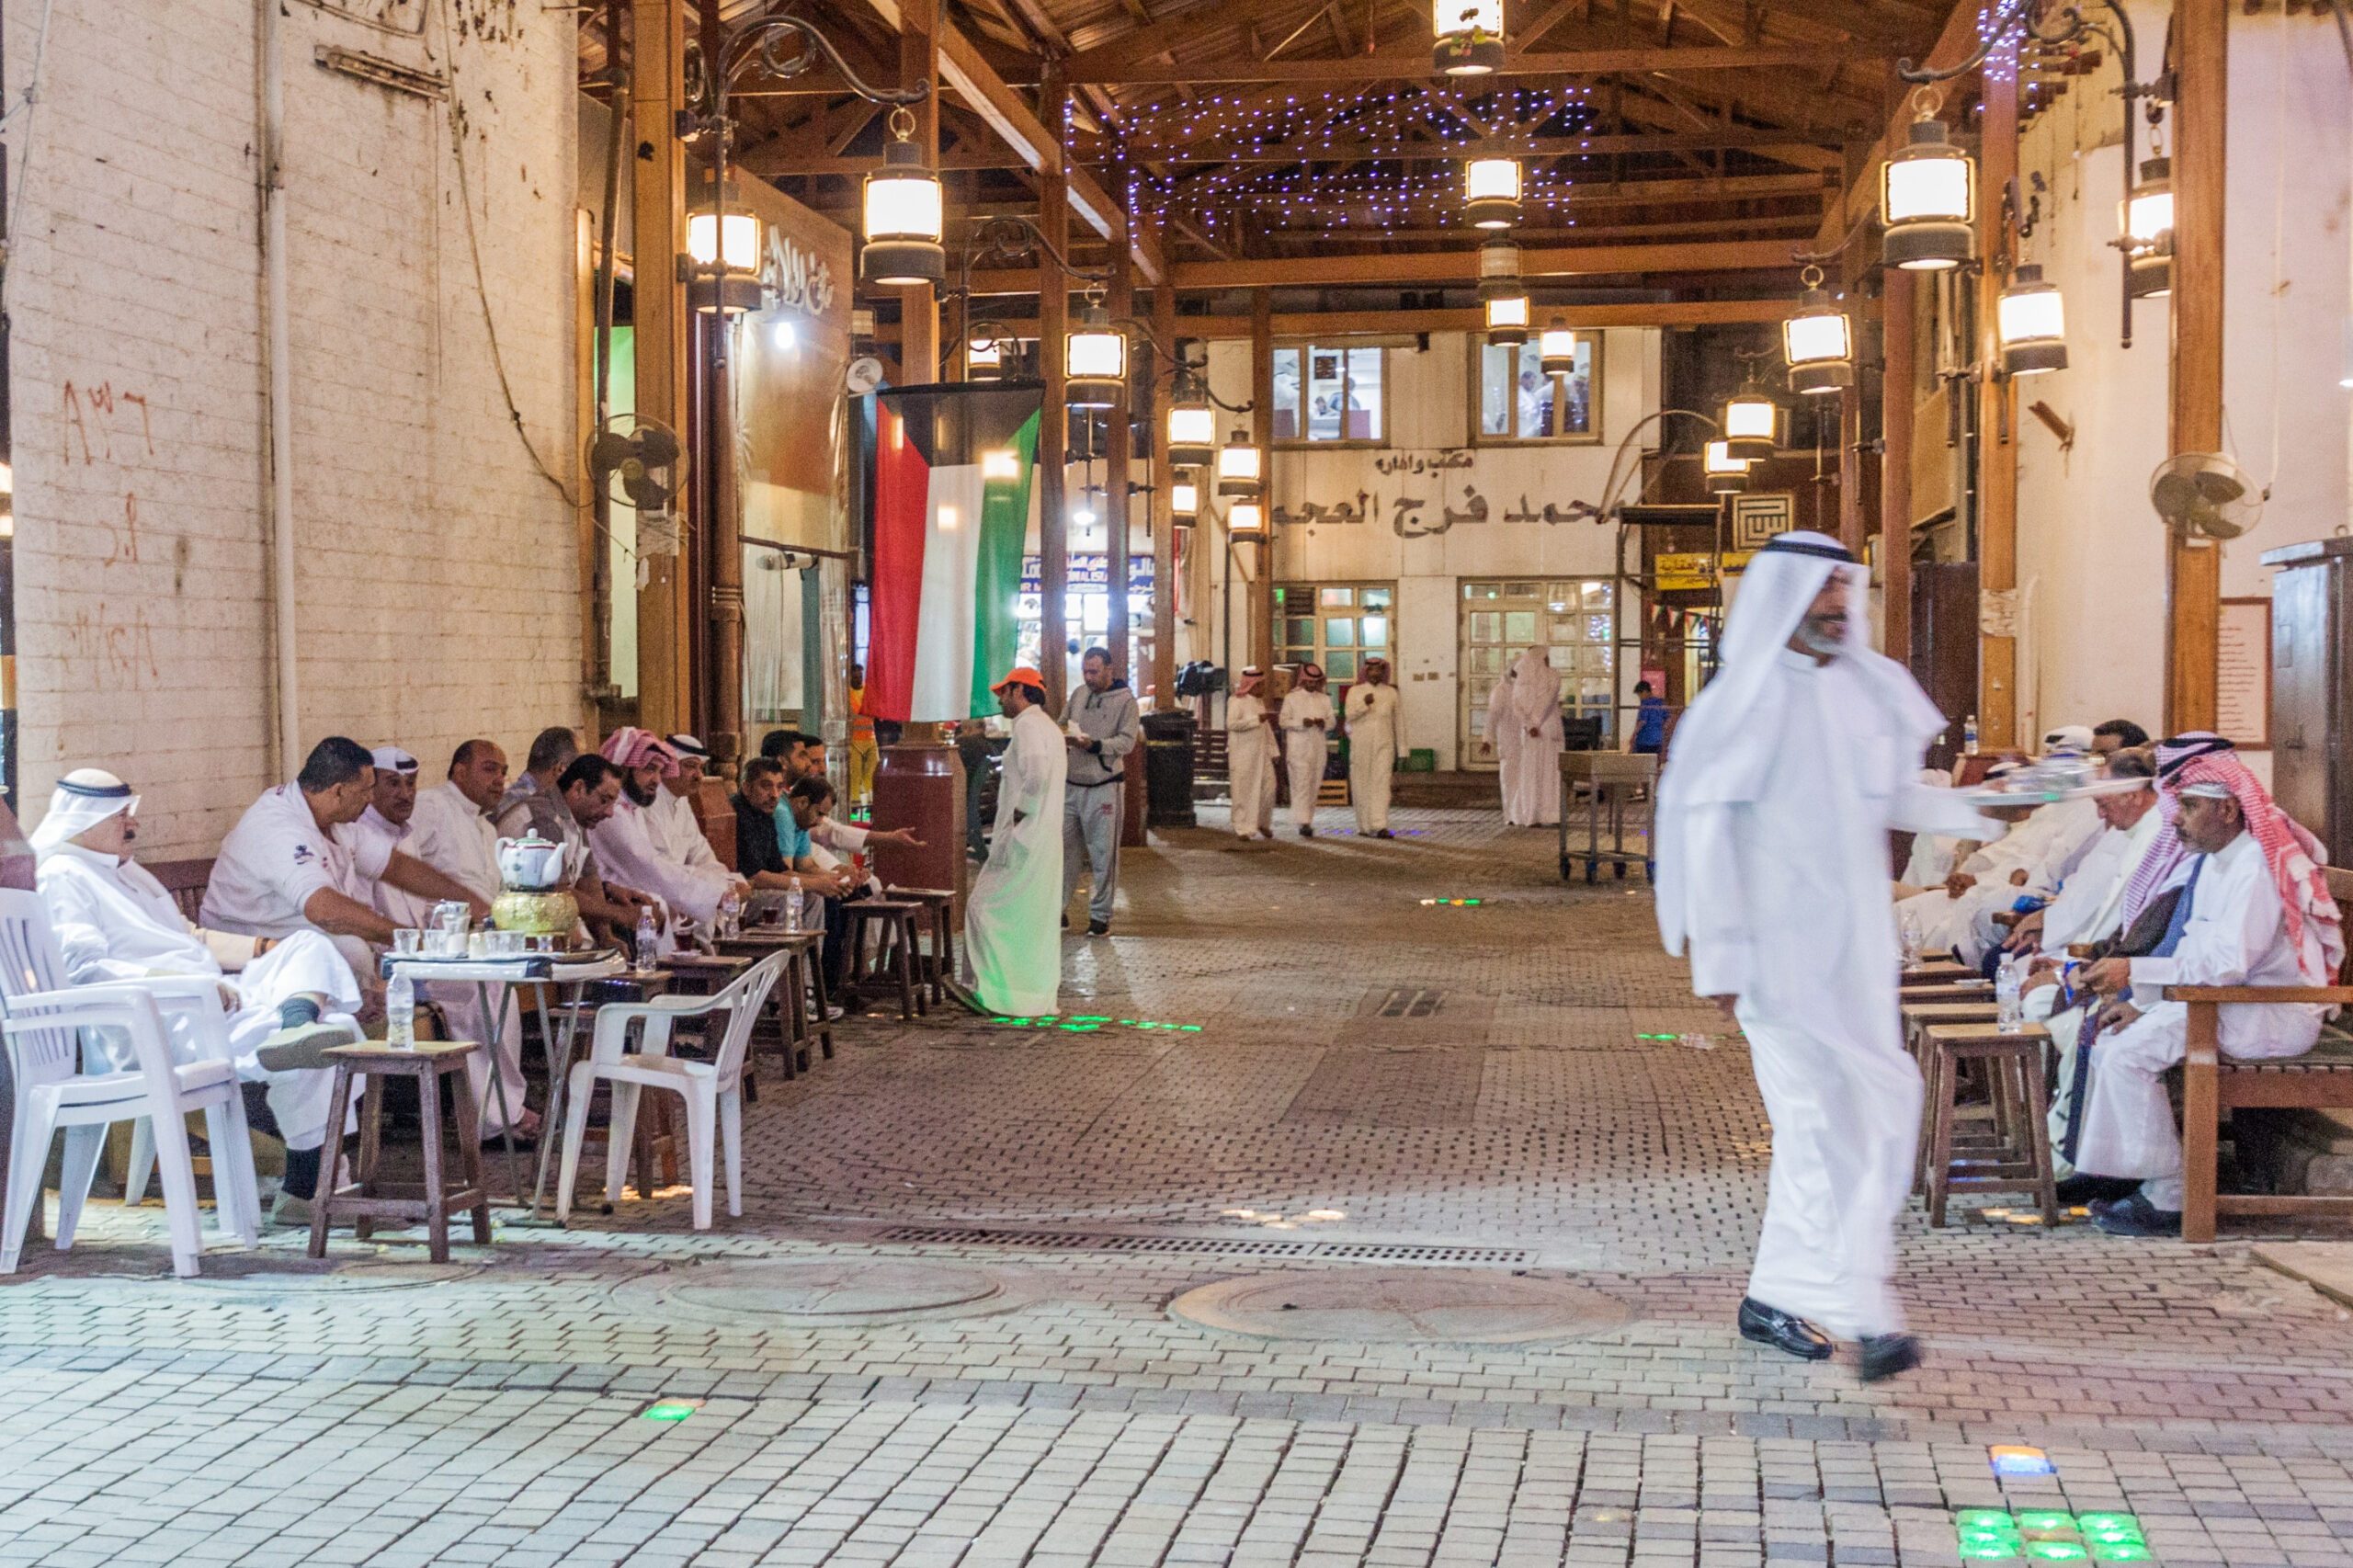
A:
861;108;945;287
1881;112;1975;272
1227;498;1266;535
685;197;764;316
1171;480;1199;520
966;333;1006;381
1703;440;1752;494
1538;326;1579;377
1782;266;1855;394
1065;302;1127;410
2122;155;2173;300
1483;292;1529;347
1166;382;1216;466
1432;0;1503;74
1720;388;1779;459
1997;264;2068;375
1216;429;1263;497
1463;157;1522;229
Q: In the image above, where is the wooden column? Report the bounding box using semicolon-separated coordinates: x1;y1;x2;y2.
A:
1150;268;1177;706
2167;0;2226;734
1881;267;1915;666
1838;205;1869;558
1106;228;1134;680
699;0;741;756
897;0;939;383
1250;288;1274;670
1975;41;2019;750
1037;62;1070;713
631;0;692;733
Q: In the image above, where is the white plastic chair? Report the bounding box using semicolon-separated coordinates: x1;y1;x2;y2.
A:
0;889;262;1277
553;950;787;1230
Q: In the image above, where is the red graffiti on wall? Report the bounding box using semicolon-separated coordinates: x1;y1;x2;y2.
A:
60;381;154;466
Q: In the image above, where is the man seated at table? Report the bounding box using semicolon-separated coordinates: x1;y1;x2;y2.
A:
203;737;486;979
357;740;537;1146
1894;736;2105;965
781;731;925;868
653;733;728;876
33;769;367;1227
496;731;663;947
733;758;848;900
587;727;745;934
2071;736;2343;1236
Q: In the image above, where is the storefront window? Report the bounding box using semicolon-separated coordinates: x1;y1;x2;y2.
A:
1275;581;1393;684
1474;336;1599;443
1271;345;1385;444
1461;577;1616;766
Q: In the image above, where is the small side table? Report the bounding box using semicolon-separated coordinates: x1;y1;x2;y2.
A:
308;1040;493;1264
1918;1020;2057;1228
886;886;957;1007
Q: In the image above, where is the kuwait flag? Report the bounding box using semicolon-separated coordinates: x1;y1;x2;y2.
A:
864;382;1042;722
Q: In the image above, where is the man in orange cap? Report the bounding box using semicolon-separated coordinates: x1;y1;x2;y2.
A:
965;665;1067;1015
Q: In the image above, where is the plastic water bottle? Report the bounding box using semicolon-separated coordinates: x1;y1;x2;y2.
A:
1995;953;2022;1030
386;970;415;1050
634;907;659;971
1963;713;1981;756
718;888;742;938
783;877;805;935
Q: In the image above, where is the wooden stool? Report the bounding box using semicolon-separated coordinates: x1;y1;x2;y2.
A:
1919;1021;2058;1228
887;886;957;1007
781;933;832;1066
843;899;926;1021
307;1040;493;1264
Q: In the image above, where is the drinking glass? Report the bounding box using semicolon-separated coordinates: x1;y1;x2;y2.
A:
392;928;424;956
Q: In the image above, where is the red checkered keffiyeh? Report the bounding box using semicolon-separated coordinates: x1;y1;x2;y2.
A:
598;726;681;775
2172;748;2344;985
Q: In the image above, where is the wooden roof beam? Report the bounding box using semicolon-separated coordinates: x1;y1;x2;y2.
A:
876;298;1802;337
1067;41;1866;84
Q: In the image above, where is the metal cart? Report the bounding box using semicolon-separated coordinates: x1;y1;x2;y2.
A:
1559;751;1656;883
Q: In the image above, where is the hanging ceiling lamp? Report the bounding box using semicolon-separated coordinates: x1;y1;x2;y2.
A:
1166;372;1216;466
1478;238;1528;346
1064;301;1127;409
1215;429;1263;497
685;193;764;316
1997;264;2068;375
861;108;945;287
1171;480;1199;520
1226;498;1267;535
1703;441;1752;494
1538;326;1579;377
2122;155;2173;300
1782;265;1855;395
1433;0;1503;74
1720;383;1779;460
1881;105;1974;272
1463;156;1522;230
965;331;1006;381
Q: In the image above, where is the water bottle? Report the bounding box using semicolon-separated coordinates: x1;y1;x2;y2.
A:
634;906;659;970
1995;953;2022;1030
784;877;805;935
1963;713;1981;756
386;970;415;1050
719;888;742;938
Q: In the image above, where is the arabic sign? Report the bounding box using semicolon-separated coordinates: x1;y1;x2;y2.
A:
1276;484;1600;539
1654;551;1756;591
762;230;838;320
1020;554;1158;592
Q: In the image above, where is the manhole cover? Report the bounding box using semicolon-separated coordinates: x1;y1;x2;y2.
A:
185;1256;483;1292
629;1260;1020;1325
1169;1267;1632;1345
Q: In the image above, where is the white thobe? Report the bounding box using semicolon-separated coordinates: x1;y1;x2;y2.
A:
1279;688;1335;829
590;794;737;926
2076;832;2329;1208
1667;651;1990;1338
38;845;362;1151
366;785;529;1134
965;704;1067;1016
1894;799;2102;964
649;785;724;875
201;784;390;977
1502;653;1563;826
1226;695;1276;839
1345;683;1401;834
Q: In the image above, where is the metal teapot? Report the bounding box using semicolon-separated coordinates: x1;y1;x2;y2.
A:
495;831;569;892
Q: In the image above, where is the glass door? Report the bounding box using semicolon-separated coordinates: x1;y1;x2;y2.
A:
1461;578;1616;768
1273;581;1395;683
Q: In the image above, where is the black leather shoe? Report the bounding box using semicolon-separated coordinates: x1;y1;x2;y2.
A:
1859;1333;1924;1382
2090;1191;2181;1237
2053;1173;2140;1205
1738;1296;1834;1360
1086;919;1109;937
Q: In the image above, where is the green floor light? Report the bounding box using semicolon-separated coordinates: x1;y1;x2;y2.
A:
2017;1512;2076;1533
2089;1545;2152;1562
2025;1545;2087;1562
1959;1511;2018;1530
1961;1544;2024;1562
2075;1516;2140;1536
639;1400;698;1422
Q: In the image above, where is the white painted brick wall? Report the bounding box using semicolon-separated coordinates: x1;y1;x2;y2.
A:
7;0;583;856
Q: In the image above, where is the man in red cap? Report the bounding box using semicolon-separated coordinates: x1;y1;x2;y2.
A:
965;666;1067;1015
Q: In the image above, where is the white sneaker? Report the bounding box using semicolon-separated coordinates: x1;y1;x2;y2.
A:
254;1019;359;1073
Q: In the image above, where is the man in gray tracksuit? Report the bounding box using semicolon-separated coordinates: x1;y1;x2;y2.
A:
1062;646;1141;936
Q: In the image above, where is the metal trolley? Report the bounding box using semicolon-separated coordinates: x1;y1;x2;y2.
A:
1558;751;1656;884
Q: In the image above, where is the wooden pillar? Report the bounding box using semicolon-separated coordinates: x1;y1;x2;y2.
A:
2167;0;2227;734
699;0;742;757
1250;288;1274;670
897;0;939;383
1838;198;1869;558
1106;229;1133;681
1975;41;2019;750
1150;269;1178;707
1037;63;1070;714
631;0;691;733
1881;267;1915;666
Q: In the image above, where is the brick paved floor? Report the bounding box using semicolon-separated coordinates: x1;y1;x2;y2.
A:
6;803;2353;1564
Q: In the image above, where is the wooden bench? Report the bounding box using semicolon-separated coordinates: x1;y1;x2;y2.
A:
2177;866;2353;1243
148;857;215;925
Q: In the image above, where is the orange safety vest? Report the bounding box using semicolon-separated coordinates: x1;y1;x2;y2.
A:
848;685;876;743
